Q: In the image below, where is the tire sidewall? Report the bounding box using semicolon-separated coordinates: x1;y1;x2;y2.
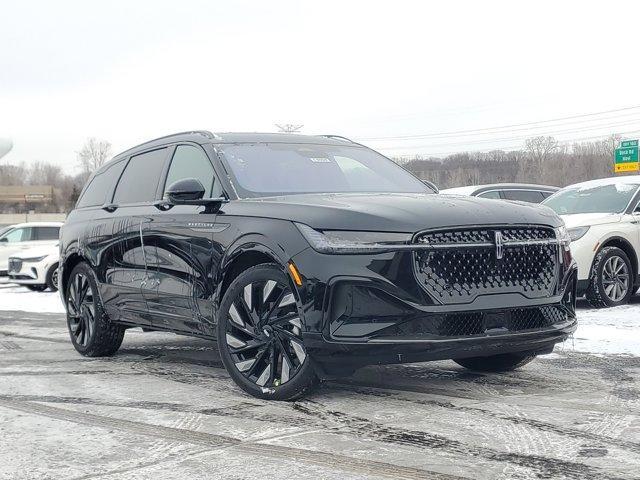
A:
46;263;59;292
591;247;633;307
217;263;317;400
66;263;100;354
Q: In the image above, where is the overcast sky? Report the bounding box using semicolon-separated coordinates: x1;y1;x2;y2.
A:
1;0;639;170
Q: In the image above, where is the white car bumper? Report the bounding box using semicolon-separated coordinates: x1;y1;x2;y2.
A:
7;258;51;285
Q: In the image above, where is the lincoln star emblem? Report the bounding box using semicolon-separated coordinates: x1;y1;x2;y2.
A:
494;231;504;260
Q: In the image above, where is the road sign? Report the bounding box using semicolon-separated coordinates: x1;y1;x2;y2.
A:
614;140;639;173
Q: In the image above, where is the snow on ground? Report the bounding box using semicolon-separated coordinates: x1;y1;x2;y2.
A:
0;278;638;355
0;281;65;313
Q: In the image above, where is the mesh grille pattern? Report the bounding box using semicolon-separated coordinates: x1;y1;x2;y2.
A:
414;227;558;304
379;306;568;338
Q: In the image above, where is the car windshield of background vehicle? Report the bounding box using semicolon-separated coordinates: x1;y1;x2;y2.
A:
218;143;431;198
544;183;640;214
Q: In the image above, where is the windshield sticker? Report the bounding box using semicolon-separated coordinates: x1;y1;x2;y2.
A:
309;157;332;163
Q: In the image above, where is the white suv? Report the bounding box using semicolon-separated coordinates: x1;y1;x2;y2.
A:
0;222;62;276
8;243;60;291
544;176;640;308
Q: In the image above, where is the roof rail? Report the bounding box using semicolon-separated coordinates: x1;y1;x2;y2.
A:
320;135;355;143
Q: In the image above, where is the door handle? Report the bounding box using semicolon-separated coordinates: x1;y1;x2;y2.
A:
153;200;173;211
102;204;118;213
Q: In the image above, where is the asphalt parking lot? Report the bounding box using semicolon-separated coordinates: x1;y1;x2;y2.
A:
0;296;639;479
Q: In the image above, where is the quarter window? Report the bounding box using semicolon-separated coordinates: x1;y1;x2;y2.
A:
77;160;126;208
113;148;168;204
163;145;217;197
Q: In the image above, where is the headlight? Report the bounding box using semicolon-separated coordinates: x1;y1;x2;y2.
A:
567;226;590;242
554;226;571;250
295;223;411;254
21;255;47;262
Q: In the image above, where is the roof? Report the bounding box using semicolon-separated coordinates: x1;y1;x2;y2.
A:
440;183;559;196
6;222;63;228
559;175;640;190
112;131;356;161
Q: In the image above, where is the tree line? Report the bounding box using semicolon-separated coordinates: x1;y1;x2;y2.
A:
399;135;622;189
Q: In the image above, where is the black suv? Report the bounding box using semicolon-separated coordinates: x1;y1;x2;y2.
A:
60;132;578;400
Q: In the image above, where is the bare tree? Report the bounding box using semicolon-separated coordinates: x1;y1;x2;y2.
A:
77;138;112;176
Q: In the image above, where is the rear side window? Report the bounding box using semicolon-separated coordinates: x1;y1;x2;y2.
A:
77;160;126;208
163;145;216;197
477;190;501;199
113;148;168;204
33;226;60;240
503;190;546;203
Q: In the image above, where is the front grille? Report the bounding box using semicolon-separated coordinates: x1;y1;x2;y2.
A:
414;226;559;304
7;258;22;274
379;305;568;338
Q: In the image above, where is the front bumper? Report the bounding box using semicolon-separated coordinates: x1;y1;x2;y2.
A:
291;244;577;371
7;260;47;285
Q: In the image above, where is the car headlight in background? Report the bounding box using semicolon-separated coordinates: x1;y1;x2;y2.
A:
295;223;411;254
567;226;590;242
20;255;47;262
554;226;572;250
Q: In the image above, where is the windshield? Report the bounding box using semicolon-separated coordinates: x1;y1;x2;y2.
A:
217;143;430;198
543;182;640;215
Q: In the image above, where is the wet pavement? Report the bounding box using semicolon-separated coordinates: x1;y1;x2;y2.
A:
0;309;639;479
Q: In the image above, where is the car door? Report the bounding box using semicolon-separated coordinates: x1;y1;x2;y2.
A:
106;147;171;326
0;226;34;272
143;143;225;335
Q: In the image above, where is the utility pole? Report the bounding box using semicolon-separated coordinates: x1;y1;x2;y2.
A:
275;124;304;133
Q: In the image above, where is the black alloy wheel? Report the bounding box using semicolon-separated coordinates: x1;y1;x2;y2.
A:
65;262;125;356
218;264;318;400
67;271;95;348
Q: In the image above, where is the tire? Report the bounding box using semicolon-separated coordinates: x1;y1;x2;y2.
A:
454;352;536;372
585;246;634;308
45;263;59;292
217;263;319;400
26;284;47;292
65;262;125;357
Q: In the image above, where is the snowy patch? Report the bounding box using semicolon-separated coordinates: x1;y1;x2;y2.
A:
0;282;65;314
569;302;640;357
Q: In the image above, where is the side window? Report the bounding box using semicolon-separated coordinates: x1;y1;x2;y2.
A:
76;160;126;208
540;191;554;200
1;227;32;243
113;148;168;204
477;190;502;199
503;190;545;203
33;226;60;240
163;145;217;197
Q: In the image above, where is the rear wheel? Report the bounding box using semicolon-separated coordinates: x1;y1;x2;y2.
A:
585;247;633;308
217;263;318;400
454;352;536;372
65;262;125;357
45;263;59;292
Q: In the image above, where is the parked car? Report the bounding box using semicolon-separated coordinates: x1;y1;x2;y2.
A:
59;131;577;400
0;222;62;276
543;176;640;308
440;183;558;203
7;243;60;291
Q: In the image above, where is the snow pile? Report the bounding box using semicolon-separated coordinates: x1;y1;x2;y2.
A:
0;282;65;313
569;303;640;356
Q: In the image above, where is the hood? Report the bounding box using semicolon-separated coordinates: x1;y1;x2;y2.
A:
220;193;562;232
10;244;59;259
560;213;622;228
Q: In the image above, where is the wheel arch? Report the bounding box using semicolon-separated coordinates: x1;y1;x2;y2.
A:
597;236;639;283
60;252;86;295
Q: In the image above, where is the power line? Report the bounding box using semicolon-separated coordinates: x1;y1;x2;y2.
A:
356;105;640;141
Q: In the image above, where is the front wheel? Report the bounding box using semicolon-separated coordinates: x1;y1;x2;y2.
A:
65;262;125;357
454;352;536;372
585;246;633;308
46;263;59;292
217;263;318;400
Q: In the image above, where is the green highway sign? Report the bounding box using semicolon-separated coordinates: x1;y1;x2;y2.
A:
614;140;639;172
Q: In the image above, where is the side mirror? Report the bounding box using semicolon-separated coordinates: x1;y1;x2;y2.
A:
159;177;229;212
0;238;7;243
165;178;206;203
